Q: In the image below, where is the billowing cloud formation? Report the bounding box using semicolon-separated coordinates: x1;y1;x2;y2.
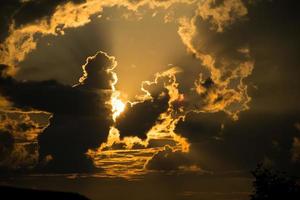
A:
0;51;115;172
0;0;194;75
0;0;299;179
177;0;253;120
0;0;253;121
170;0;300;175
88;67;191;177
104;2;253;174
115;70;179;139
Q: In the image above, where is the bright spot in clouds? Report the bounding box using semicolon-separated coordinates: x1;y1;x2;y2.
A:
112;97;125;121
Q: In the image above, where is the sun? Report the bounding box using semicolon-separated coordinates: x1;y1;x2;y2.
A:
112;97;125;121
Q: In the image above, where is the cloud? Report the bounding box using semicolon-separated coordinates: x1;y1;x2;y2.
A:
177;0;253;120
197;0;247;32
0;111;48;171
0;0;194;75
88;67;191;176
176;111;300;174
0;130;14;167
147;138;178;148
115;89;169;139
0;0;254;121
1;0;298;177
145;145;200;172
0;1;22;41
171;0;300;174
0;0;85;74
102;66;188;148
175;112;225;142
0;51;115;172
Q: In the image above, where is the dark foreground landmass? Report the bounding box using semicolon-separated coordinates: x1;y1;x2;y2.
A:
0;185;90;200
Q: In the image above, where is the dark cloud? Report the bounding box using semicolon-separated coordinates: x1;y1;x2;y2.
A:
176;111;300;175
13;0;85;27
116;80;170;139
147;139;177;148
0;0;84;42
0;110;46;171
193;0;300;113
146;145;196;171
171;0;300;174
131;142;146;149
245;0;300;113
221;112;299;171
101;141;127;151
194;0;300;63
17;122;36;132
116;98;168;139
0;0;299;181
0;52;114;172
0;0;21;41
0;130;14;163
176;112;226;141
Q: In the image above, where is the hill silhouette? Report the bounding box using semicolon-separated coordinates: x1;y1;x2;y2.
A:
0;185;89;199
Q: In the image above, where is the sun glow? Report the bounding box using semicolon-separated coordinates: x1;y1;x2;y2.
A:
112;97;125;121
108;63;126;121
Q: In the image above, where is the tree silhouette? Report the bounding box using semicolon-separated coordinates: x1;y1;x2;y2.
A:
251;164;300;200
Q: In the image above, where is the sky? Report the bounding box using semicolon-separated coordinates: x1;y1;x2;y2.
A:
0;0;300;199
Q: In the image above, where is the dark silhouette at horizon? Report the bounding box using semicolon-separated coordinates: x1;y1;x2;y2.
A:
0;185;89;199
